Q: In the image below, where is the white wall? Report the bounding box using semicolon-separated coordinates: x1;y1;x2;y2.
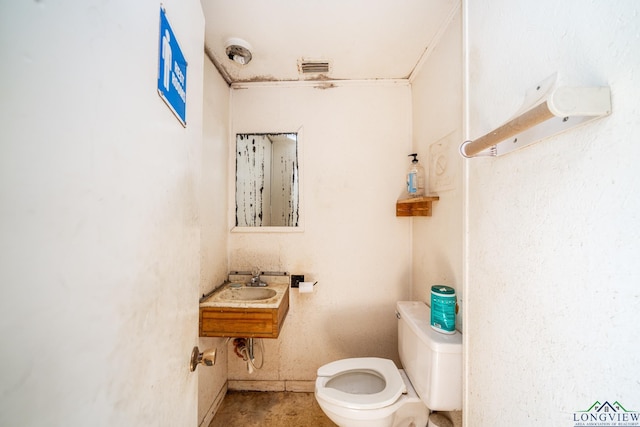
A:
198;59;231;425
226;82;413;388
410;7;463;426
410;7;464;329
465;0;640;425
0;1;206;425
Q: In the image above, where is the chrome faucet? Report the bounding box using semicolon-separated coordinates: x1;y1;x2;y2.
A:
248;268;267;287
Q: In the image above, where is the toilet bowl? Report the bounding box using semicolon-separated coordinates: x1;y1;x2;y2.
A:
315;358;429;427
314;302;462;427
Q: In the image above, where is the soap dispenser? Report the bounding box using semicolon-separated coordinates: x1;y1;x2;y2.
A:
406;153;425;197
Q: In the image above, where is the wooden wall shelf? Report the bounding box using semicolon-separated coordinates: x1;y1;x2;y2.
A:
396;195;439;217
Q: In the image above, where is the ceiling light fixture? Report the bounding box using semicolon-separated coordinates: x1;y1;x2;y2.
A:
225;38;252;65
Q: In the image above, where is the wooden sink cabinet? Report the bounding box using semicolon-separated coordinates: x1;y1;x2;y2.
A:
199;286;289;338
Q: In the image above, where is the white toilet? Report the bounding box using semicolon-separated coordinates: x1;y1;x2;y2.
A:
315;301;462;427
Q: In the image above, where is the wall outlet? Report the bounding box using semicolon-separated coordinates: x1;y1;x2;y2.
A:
291;275;304;288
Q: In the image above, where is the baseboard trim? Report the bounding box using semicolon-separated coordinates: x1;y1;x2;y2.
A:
227;380;315;393
199;381;228;427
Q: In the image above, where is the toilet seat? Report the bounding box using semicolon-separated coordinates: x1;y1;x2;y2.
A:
316;357;406;410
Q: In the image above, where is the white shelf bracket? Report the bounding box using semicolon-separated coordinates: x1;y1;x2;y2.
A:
460;73;612;158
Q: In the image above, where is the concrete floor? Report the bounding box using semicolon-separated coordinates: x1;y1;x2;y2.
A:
208;391;337;427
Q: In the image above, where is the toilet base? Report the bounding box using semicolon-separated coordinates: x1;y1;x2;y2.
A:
316;400;394;427
391;400;429;427
316;395;429;427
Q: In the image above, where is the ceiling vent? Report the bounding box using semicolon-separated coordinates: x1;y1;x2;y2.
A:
299;60;331;75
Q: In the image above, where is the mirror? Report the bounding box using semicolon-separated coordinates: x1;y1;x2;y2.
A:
235;133;299;227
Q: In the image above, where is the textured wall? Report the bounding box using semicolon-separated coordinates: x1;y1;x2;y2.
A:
465;0;640;425
0;1;205;425
227;82;413;388
410;7;464;426
410;7;464;329
198;58;231;425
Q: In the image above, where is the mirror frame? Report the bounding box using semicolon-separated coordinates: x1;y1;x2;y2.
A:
230;128;304;233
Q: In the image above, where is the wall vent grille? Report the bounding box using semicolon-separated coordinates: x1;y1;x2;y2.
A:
299;60;331;74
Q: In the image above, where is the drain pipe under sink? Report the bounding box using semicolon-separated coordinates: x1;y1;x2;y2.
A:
233;337;265;373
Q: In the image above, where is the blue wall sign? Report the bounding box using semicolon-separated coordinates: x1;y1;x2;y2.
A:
158;7;187;127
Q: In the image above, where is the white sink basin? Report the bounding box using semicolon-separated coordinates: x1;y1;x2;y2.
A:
217;287;277;301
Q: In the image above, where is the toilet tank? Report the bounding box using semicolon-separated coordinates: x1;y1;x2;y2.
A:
396;301;462;411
